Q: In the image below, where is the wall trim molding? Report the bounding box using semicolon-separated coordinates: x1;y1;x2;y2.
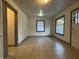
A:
53;35;70;45
15;35;71;46
18;36;29;46
10;35;53;46
8;45;16;47
28;35;54;37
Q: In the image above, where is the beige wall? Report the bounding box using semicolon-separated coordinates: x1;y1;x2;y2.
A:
0;1;4;59
28;17;51;36
6;0;29;44
52;1;79;47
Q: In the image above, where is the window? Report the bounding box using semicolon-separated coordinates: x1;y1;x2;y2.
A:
55;16;65;35
72;10;79;24
36;20;45;32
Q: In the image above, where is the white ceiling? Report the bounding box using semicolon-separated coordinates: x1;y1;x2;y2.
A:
13;0;79;17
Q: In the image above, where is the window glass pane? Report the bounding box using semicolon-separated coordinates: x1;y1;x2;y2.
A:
37;27;44;31
78;12;79;18
36;20;45;32
72;9;79;24
78;18;79;23
73;13;78;24
78;12;79;23
37;21;44;27
56;16;64;35
75;18;78;24
75;13;78;24
75;13;78;19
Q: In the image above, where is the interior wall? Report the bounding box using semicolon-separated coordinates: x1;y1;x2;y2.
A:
28;17;51;36
0;0;4;59
6;0;29;44
52;1;79;44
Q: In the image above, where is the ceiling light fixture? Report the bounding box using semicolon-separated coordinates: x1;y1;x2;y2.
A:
44;0;49;4
37;9;44;16
37;0;50;5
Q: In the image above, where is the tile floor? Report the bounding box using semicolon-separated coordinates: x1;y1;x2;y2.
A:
8;37;79;59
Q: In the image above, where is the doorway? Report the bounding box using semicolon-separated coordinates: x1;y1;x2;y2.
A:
4;1;18;58
6;1;18;46
70;7;79;49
